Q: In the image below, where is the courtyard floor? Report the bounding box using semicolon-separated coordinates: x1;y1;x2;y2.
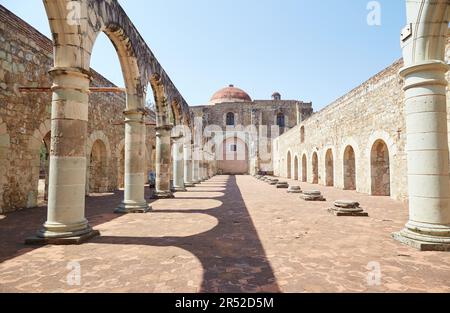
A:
0;175;450;293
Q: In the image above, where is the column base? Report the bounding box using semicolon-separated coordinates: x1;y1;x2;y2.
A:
26;227;100;246
185;182;196;187
115;201;150;214
392;227;450;252
152;191;175;199
173;187;188;192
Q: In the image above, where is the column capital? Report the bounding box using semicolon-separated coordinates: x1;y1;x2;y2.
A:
155;125;174;132
48;67;92;94
400;60;449;91
48;66;92;80
123;109;145;124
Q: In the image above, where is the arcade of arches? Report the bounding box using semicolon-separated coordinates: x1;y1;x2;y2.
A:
1;0;450;293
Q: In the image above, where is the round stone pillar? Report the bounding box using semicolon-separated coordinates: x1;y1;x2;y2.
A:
192;146;201;184
27;67;99;244
199;154;206;181
393;60;450;251
184;144;195;187
154;125;175;198
172;139;186;192
115;108;149;214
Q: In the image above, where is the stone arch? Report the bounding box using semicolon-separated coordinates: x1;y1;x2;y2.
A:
300;126;305;143
287;150;292;179
0;117;11;213
36;0;189;236
311;151;319;184
226;112;235;126
217;134;249;175
294;155;299;180
150;74;171;126
27;120;51;208
277;113;285;128
88;140;108;193
403;0;448;65
370;140;391;196
325;148;334;187
44;0;190;124
44;1;144;102
86;132;112;194
301;153;308;182
366;131;397;196
343;145;356;190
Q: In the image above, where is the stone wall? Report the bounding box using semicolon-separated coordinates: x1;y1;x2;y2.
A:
0;6;155;213
191;100;313;173
274;36;450;202
273;59;409;201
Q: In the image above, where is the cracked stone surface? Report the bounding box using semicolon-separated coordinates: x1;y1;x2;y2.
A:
1;175;450;293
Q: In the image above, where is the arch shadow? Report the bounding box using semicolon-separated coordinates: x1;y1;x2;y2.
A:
93;176;280;293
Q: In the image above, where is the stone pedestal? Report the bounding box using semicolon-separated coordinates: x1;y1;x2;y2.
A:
288;186;302;194
302;190;326;201
276;182;289;189
328;200;368;217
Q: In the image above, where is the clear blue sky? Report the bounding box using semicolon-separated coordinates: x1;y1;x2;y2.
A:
0;0;406;109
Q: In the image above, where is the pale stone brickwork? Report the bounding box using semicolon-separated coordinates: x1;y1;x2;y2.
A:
273;59;408;201
191;99;313;174
274;39;450;203
0;7;155;213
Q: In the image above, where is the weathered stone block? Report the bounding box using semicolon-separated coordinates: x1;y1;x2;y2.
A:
276;181;289;188
328;200;369;217
287;185;302;193
302;190;326;201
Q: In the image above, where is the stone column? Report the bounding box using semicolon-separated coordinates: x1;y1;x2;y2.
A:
172;139;186;192
192;145;200;184
27;67;99;244
153;125;174;198
115;108;149;213
393;60;450;251
200;153;206;181
184;144;195;187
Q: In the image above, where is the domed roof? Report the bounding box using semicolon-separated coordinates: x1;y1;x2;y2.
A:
209;84;252;105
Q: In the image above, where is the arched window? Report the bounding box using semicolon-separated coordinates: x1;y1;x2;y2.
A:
277;113;285;128
226;112;235;126
300;126;305;143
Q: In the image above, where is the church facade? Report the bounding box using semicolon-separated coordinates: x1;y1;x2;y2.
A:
190;85;313;175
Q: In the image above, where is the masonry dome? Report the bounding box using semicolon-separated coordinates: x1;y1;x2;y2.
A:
209;84;252;105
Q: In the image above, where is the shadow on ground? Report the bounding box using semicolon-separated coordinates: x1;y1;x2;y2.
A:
93;176;280;293
0;176;279;292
